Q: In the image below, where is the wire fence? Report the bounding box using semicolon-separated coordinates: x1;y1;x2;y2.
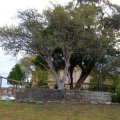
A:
64;82;114;92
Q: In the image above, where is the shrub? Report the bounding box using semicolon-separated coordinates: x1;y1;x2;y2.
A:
25;82;32;88
112;84;120;103
115;84;120;102
32;70;48;87
112;93;118;103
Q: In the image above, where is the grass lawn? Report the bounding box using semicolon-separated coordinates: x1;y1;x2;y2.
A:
0;101;120;120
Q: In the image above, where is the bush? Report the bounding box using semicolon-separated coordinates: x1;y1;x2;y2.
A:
32;70;48;87
112;93;118;103
116;84;120;102
112;84;120;103
25;82;32;88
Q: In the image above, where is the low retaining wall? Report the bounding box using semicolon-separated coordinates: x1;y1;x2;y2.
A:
16;88;111;104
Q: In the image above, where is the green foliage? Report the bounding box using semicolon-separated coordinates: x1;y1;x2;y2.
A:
20;56;35;80
115;84;120;102
112;93;118;103
112;79;120;103
24;81;32;89
32;55;48;70
32;70;48;87
0;0;120;89
7;64;25;85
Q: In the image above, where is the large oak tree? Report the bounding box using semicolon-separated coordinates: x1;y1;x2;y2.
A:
0;0;120;89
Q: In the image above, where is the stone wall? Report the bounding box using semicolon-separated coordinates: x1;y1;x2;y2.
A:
16;88;111;104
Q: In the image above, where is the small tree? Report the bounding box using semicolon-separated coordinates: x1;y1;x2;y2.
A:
7;64;25;87
32;70;48;87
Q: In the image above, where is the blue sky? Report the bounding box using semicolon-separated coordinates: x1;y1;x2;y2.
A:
0;0;119;87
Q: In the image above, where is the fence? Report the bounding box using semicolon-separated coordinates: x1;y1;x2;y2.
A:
0;76;24;97
64;82;114;92
0;75;114;92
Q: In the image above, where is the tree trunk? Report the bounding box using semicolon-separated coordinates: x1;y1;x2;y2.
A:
47;58;60;82
57;80;65;89
69;66;74;90
98;66;103;91
47;55;70;90
59;58;70;90
98;77;103;91
58;51;70;90
74;69;92;89
74;58;95;90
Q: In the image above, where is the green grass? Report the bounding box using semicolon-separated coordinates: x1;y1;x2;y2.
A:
0;101;120;120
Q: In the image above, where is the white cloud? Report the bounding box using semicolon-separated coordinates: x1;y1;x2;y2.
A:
0;0;71;26
109;0;120;5
0;0;119;26
0;48;18;87
0;48;17;76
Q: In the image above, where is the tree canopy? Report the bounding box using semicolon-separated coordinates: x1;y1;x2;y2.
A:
7;64;25;85
0;0;120;89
